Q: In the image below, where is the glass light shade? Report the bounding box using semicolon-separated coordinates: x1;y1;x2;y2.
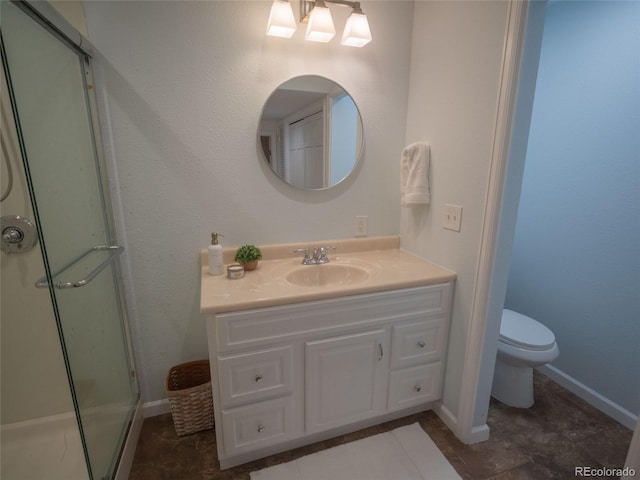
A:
305;5;336;43
266;0;297;38
341;11;372;47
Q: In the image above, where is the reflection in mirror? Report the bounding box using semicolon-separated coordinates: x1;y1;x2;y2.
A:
259;75;363;190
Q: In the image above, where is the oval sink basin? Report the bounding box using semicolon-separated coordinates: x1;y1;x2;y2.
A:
286;264;369;287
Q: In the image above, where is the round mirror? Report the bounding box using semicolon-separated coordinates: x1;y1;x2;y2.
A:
258;75;364;190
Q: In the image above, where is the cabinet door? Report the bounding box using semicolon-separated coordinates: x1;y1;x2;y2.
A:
305;329;388;434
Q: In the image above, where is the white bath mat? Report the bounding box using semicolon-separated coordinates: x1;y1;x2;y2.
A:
250;423;461;480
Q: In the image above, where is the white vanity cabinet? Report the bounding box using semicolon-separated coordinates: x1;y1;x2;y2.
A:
206;282;453;469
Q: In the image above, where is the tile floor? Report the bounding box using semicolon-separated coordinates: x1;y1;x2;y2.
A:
129;373;633;480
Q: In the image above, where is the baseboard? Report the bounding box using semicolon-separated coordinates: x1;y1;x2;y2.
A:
470;423;491;443
142;398;171;418
434;401;457;434
433;401;491;444
537;365;638;430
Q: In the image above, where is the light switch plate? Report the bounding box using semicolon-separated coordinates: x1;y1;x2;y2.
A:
355;215;368;236
443;204;462;232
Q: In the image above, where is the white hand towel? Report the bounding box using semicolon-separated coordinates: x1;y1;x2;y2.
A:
401;142;430;206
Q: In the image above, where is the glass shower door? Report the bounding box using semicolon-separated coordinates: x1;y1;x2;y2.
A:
1;2;138;478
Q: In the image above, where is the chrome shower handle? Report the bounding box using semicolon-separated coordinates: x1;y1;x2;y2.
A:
2;227;24;243
1;215;38;254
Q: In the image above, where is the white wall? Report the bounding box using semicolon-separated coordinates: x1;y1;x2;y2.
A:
401;1;510;418
83;0;414;403
472;0;548;428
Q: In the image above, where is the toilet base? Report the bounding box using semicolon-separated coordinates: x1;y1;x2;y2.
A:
491;359;534;408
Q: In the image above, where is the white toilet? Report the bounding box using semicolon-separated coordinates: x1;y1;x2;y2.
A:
491;309;559;408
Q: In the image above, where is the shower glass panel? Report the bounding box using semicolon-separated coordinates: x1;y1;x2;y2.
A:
1;66;88;480
1;2;138;478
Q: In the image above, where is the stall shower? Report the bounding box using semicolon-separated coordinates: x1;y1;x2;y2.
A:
1;2;139;478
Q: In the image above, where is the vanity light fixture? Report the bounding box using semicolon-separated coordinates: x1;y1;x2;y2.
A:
266;0;297;38
266;0;372;47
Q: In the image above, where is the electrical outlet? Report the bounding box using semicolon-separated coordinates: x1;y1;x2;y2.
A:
443;204;462;232
355;215;368;236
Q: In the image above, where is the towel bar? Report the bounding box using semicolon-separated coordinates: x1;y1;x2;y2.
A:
35;245;124;289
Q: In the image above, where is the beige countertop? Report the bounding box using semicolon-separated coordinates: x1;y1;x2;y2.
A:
200;236;456;314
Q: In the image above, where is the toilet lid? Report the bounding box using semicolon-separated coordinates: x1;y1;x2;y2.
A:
500;309;556;350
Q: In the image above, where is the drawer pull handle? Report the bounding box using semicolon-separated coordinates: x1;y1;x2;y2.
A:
418;340;426;348
255;375;263;383
257;424;265;433
378;343;384;361
414;385;422;392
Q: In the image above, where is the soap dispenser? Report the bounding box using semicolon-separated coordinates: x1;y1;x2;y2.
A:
208;232;224;275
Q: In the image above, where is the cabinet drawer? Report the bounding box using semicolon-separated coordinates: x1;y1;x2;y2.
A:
221;396;295;456
218;346;293;408
388;363;442;410
390;317;447;369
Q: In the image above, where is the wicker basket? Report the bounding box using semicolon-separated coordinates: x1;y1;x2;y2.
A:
165;359;214;436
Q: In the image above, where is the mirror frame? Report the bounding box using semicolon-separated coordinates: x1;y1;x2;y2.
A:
258;75;365;191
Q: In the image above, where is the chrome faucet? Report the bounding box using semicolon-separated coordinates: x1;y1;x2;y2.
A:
293;246;336;265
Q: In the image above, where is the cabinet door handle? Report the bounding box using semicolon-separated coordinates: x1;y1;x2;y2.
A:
255;375;263;383
414;384;422;392
257;424;265;433
378;343;384;361
418;340;426;348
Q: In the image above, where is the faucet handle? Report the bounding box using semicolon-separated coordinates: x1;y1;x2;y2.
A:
293;248;314;265
316;246;336;263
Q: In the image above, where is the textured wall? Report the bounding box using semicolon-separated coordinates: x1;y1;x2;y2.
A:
506;1;640;414
84;0;414;403
401;1;510;417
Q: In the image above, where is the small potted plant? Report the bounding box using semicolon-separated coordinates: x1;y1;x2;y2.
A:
234;244;263;271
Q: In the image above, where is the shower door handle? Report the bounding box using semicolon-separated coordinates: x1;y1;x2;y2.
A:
35;245;124;289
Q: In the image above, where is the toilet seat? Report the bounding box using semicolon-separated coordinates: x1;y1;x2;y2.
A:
500;309;556;351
